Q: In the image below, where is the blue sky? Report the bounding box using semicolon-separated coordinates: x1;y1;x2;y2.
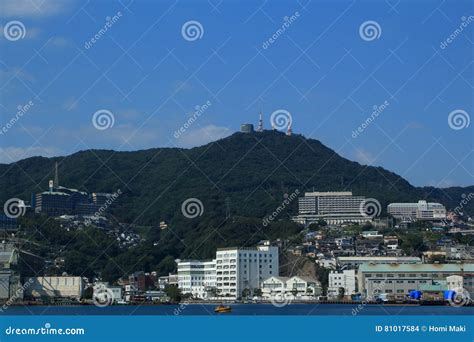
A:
0;0;472;187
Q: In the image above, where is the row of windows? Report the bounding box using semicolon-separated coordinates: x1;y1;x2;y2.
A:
216;265;236;269
372;280;425;284
217;283;237;287
374;289;416;294
241;264;272;269
366;273;435;278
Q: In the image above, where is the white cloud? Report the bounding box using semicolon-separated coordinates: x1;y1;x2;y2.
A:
0;67;35;82
174;124;232;148
0;146;62;164
2;123;234;163
0;0;75;18
55;124;162;150
48;36;73;47
354;148;376;165
432;179;457;188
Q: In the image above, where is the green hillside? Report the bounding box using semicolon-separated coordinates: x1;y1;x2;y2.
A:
1;131;472;280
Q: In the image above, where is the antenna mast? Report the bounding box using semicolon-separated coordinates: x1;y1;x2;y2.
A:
54;162;59;188
257;112;263;132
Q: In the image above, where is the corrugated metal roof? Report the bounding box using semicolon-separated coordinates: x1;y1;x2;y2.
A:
359;263;474;272
338;256;421;261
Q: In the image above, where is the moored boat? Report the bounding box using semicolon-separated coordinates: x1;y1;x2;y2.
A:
214;305;232;313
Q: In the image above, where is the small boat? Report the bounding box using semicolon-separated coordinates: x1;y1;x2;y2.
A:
214;305;232;313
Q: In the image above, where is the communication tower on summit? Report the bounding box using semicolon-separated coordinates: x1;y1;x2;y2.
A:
54;162;59;188
256;112;263;132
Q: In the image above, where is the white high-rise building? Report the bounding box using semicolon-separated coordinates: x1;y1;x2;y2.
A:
216;241;278;299
294;191;369;224
387;200;446;221
177;259;216;299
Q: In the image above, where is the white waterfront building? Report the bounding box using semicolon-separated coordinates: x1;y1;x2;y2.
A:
177;259;216;299
216;242;278;299
25;276;84;299
328;270;357;298
93;282;123;303
387;200;446;221
261;276;321;300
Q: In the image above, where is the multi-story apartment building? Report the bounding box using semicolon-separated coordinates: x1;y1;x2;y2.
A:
358;263;474;300
216;242;278;298
294;191;369;225
387;200;446;221
34;180;113;217
328;270;357;298
177;259;216;299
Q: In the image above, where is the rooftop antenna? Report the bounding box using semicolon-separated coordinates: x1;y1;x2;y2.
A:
286;122;292;136
54;162;59;188
257;112;263;132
